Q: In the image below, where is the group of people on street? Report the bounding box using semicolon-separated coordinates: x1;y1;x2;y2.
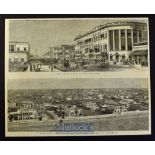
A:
49;62;55;72
23;61;41;72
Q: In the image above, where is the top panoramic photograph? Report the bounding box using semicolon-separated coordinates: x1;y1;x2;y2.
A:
6;18;149;73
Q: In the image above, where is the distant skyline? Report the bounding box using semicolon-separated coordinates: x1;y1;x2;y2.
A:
8;18;147;56
8;78;148;89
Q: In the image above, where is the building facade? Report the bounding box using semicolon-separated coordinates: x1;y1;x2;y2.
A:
45;47;62;60
9;109;39;121
45;45;75;60
43;45;75;65
131;41;148;66
9;42;30;63
74;21;148;66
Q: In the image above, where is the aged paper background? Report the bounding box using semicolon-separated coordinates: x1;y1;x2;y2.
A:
5;18;151;137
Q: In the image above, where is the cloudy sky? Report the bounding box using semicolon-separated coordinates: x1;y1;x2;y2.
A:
8;18;147;56
8;78;148;89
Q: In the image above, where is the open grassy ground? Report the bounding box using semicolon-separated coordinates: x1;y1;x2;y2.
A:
8;111;149;132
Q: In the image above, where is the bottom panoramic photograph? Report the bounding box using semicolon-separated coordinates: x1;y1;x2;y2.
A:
6;78;151;136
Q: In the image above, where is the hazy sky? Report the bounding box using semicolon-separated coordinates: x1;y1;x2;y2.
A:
8;78;148;89
9;18;147;56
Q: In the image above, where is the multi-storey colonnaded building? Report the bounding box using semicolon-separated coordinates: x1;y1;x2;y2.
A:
74;21;148;66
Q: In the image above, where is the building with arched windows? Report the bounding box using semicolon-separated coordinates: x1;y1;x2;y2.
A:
74;21;148;66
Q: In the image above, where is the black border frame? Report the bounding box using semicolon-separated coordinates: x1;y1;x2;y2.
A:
0;14;154;141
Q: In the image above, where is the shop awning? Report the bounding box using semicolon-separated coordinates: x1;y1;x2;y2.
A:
130;50;148;56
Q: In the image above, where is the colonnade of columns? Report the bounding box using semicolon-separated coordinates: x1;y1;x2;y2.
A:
109;29;133;51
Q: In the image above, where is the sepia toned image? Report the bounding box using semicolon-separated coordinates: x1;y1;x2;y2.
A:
5;18;151;137
6;78;151;136
6;18;149;74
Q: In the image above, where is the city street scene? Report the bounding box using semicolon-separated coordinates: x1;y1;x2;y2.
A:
7;18;149;72
6;78;150;136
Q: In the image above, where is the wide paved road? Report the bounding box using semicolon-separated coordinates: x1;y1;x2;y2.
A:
26;65;62;72
40;65;62;72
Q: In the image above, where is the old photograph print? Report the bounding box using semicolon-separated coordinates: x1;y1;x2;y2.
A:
6;78;150;136
5;18;151;137
6;18;149;73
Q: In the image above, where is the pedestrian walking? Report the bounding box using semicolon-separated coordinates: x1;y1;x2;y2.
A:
50;62;53;72
30;62;33;72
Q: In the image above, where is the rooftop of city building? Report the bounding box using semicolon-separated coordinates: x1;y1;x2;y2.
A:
74;21;147;41
9;41;30;45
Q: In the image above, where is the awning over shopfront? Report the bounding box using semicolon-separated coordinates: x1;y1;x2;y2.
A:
130;50;148;56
